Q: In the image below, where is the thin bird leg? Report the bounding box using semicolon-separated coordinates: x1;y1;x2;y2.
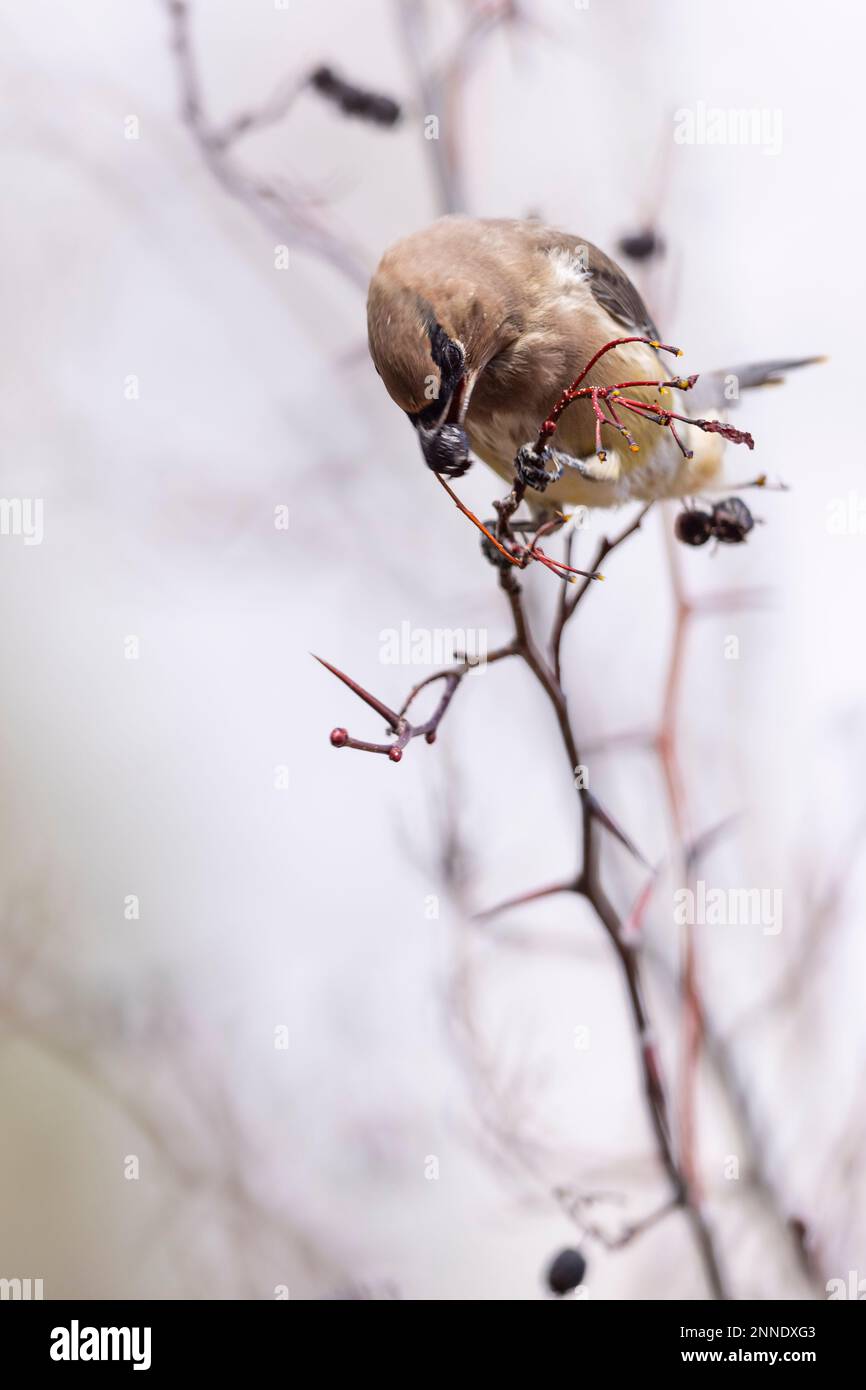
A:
555;449;622;486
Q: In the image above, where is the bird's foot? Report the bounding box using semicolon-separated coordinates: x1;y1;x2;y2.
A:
514;444;564;492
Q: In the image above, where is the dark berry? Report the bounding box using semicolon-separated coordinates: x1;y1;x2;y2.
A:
711;496;755;543
617;228;665;262
675;509;712;546
309;67;401;127
546;1247;587;1296
330;727;349;747
421;423;472;478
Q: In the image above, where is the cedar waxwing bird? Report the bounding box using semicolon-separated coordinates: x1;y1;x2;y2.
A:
366;216;823;509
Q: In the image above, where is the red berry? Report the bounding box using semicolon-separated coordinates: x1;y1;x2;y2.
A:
330;728;348;747
388;747;403;763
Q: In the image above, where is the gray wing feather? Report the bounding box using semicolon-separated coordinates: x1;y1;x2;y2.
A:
586;244;661;340
532;226;661;340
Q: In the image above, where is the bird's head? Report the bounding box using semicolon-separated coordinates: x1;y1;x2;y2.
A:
367;270;478;478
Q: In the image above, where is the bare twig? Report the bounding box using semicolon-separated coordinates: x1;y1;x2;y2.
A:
551;504;653;680
313;310;779;1294
318;530;727;1293
315;646;517;761
163;0;370;289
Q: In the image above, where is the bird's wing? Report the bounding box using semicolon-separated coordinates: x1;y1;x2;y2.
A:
530;227;661;340
585;243;661;340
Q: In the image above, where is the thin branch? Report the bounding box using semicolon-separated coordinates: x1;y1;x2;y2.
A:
551;503;653;678
316;331;769;1297
396;0;467;213
211;72;311;148
491;563;728;1297
473;876;579;922
163;0;370;290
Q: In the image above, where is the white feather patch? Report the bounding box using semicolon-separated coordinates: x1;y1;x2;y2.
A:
545;245;592;293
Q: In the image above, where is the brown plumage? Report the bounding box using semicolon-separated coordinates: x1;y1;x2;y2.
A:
367;216;821;508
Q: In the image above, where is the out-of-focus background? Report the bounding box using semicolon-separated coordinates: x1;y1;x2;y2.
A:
0;0;863;1301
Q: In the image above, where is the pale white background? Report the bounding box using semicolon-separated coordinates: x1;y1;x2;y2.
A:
0;0;863;1299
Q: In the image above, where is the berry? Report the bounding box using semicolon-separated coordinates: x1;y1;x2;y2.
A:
546;1247;587;1296
674;509;712;546
617;228;665;262
711;496;755;543
423;423;471;478
330;727;349;747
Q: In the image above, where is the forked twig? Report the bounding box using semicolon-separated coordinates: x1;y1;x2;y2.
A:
314;335;758;1298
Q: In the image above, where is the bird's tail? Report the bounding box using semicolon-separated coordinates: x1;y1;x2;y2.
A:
674;355;826;497
689;355;826;412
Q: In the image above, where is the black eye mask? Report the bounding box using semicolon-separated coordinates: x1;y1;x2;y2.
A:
407;315;465;429
427;320;465;399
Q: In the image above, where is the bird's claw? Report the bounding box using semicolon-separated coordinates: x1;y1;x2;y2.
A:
515;444;563;492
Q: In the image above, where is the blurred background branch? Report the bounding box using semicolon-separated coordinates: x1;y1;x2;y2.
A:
0;0;861;1303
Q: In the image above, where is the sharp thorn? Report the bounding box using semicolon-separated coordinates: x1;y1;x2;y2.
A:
312;654;401;730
